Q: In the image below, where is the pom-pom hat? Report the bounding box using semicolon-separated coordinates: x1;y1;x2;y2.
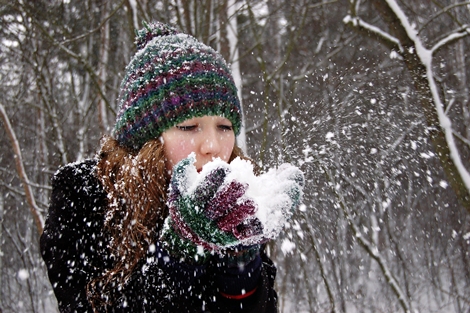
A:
113;22;242;150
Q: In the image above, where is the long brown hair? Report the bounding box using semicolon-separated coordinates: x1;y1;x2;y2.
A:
88;135;250;310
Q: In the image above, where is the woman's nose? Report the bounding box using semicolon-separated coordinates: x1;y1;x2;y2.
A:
200;128;221;157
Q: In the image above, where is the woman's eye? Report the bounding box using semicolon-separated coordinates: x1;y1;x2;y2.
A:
176;125;197;131
218;125;233;132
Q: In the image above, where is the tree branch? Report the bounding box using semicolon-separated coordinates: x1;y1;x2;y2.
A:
0;103;43;234
27;11;116;116
59;0;127;44
431;25;470;54
329;168;412;313
343;15;402;52
418;1;470;34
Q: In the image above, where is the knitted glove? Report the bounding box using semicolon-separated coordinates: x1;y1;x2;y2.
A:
162;154;261;254
160;154;305;263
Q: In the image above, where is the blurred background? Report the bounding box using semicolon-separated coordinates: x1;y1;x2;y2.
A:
0;0;469;312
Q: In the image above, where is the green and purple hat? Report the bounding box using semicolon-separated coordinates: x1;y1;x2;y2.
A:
113;22;242;150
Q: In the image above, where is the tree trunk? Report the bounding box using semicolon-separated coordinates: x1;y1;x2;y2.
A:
369;0;470;212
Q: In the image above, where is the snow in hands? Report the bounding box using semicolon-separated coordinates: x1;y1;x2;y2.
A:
168;153;305;251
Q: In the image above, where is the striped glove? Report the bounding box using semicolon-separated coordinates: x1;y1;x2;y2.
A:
159;154;304;263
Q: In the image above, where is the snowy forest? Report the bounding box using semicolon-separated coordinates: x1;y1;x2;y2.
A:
1;0;469;312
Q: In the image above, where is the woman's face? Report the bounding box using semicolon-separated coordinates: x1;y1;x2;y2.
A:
161;115;235;173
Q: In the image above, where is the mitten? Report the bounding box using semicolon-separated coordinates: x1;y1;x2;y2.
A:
161;153;261;259
160;154;305;261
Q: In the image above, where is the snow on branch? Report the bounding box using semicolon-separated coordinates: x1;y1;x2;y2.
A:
343;15;403;52
385;0;470;194
0;103;44;234
431;26;470;54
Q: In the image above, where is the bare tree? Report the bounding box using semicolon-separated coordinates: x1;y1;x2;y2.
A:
1;1;469;312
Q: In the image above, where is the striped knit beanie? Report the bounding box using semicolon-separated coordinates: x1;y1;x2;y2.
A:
113;22;242;150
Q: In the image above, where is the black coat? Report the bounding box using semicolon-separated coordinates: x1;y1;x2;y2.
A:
40;159;278;313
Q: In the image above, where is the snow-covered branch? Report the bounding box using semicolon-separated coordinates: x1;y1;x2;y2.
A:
431;26;470;54
343;15;403;51
384;0;470;195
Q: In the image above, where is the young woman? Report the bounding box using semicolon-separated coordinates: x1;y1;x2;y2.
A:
40;22;303;313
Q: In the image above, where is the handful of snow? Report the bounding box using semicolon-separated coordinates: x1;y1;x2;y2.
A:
168;153;304;249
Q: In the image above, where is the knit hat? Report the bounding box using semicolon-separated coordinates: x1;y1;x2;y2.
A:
113;22;242;150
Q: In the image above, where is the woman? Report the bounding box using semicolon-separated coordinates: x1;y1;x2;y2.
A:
40;22;303;313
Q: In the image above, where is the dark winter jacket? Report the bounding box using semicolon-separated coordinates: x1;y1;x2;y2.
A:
40;159;278;313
